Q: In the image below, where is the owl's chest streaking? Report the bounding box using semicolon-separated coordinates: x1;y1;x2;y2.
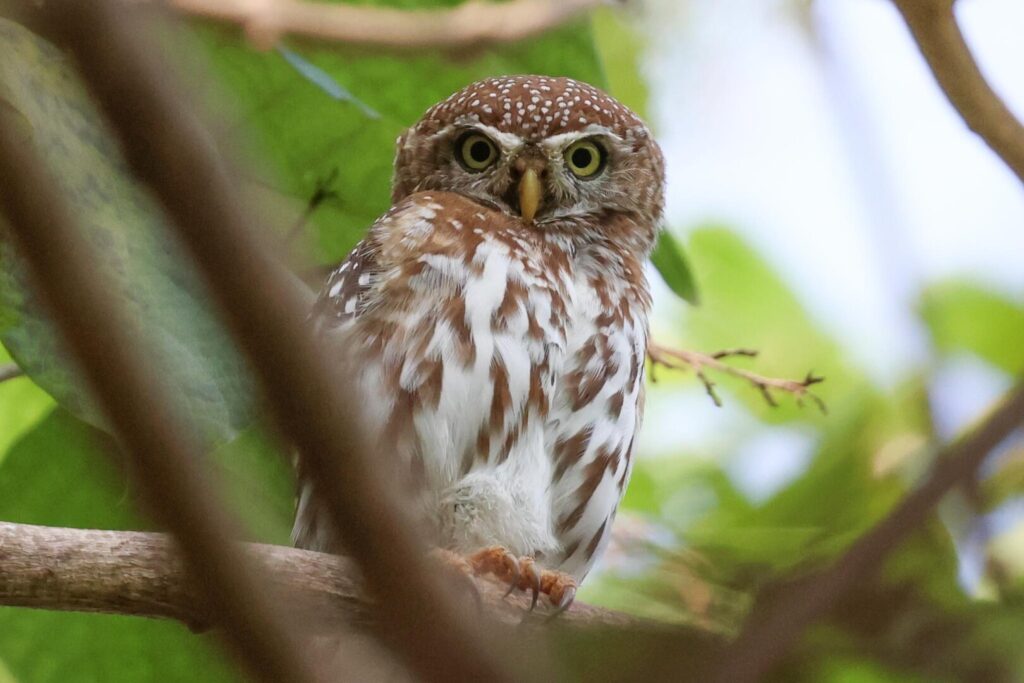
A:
304;192;650;579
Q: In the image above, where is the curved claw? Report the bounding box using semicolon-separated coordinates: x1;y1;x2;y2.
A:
547;585;576;620
500;550;521;599
461;546;576;615
523;561;542;611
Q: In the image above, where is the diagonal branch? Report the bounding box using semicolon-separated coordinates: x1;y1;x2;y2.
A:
698;380;1024;682
164;0;616;51
647;342;826;413
892;0;1024;184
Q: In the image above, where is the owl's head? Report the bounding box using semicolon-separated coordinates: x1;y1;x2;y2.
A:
393;76;664;253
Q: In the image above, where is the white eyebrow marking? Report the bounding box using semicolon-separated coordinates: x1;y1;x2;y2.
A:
455;120;525;153
539;126;621;153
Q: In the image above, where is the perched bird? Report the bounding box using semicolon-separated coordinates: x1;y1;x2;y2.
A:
292;75;664;610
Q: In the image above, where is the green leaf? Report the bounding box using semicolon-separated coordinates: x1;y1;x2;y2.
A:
0;19;256;444
0;345;54;467
650;230;700;305
209;428;295;545
591;6;650;120
919;280;1024;374
0;410;238;682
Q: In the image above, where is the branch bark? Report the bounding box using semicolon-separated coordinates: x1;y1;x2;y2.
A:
0;522;632;629
892;0;1024;184
163;0;613;51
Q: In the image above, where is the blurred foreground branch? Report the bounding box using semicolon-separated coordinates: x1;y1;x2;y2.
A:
892;0;1024;184
44;3;523;681
0;522;632;629
0;49;320;683
647;343;825;412
162;0;616;51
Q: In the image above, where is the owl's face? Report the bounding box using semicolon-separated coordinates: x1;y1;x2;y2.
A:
393;76;664;253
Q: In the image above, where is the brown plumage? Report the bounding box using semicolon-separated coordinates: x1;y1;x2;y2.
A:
293;76;665;608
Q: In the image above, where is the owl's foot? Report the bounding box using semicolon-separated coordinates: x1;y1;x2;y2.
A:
464;546;577;613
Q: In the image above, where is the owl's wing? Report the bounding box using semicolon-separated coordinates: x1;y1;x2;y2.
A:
294;235;383;553
309;237;381;333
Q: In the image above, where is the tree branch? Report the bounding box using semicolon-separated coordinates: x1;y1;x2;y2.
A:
0;521;632;629
647;342;826;412
162;0;616;51
892;0;1024;184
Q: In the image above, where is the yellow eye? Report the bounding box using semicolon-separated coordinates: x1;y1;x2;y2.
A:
457;133;498;171
564;139;605;178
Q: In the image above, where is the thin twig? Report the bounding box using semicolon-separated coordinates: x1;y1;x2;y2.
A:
0;521;631;629
0;363;24;384
698;381;1024;682
0;71;319;683
46;3;522;681
285;167;339;245
892;0;1024;184
647;342;826;413
162;0;615;51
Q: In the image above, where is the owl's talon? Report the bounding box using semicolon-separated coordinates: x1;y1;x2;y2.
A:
501;551;521;599
460;546;576;613
549;585;576;619
521;560;542;611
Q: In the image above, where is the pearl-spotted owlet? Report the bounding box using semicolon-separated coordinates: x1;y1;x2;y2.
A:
292;76;664;610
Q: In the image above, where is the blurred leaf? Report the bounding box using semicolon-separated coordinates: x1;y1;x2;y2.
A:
919;280;1024;374
209;427;295;545
799;655;935;683
591;8;699;306
0;410;238;682
0;345;54;466
591;5;650;120
0;19;256;444
651;231;700;305
188;5;606;263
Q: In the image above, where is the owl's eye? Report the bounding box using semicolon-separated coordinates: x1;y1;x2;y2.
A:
564;139;605;178
456;133;499;171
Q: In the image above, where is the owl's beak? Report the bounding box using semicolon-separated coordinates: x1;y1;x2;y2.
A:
518;168;543;223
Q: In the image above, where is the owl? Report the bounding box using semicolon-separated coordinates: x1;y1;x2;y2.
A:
293;75;664;611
